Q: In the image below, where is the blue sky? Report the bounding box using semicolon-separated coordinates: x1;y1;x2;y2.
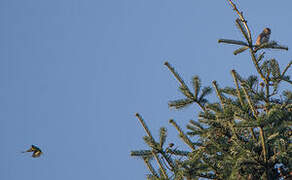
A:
1;0;291;179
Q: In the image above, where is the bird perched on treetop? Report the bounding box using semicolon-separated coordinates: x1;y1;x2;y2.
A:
254;28;271;52
22;145;42;158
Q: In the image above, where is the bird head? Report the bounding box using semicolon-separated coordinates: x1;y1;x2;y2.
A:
264;28;271;35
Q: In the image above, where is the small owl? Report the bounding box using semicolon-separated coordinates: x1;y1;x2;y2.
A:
255;28;271;47
22;145;42;158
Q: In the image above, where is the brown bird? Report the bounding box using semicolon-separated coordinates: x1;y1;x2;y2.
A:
22;145;42;158
254;28;271;52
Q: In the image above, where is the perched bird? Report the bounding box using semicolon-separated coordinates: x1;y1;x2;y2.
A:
254;28;271;52
22;145;42;158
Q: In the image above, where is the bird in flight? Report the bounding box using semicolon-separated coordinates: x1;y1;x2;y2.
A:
22;145;42;158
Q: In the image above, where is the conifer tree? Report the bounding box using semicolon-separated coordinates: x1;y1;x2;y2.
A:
131;1;291;179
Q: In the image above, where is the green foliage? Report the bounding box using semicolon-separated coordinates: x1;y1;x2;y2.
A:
131;1;291;179
233;46;249;55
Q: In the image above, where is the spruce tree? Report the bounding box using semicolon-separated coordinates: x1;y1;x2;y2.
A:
131;1;291;179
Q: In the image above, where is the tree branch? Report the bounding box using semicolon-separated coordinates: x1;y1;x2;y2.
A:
226;0;252;45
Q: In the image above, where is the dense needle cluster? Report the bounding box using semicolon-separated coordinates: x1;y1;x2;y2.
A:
131;0;291;180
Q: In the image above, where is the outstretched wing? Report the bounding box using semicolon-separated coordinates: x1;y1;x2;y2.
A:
31;145;42;153
32;150;42;158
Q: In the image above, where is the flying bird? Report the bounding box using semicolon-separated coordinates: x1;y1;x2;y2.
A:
22;145;42;158
254;28;271;52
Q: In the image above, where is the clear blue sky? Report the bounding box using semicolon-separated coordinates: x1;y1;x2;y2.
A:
1;0;291;179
